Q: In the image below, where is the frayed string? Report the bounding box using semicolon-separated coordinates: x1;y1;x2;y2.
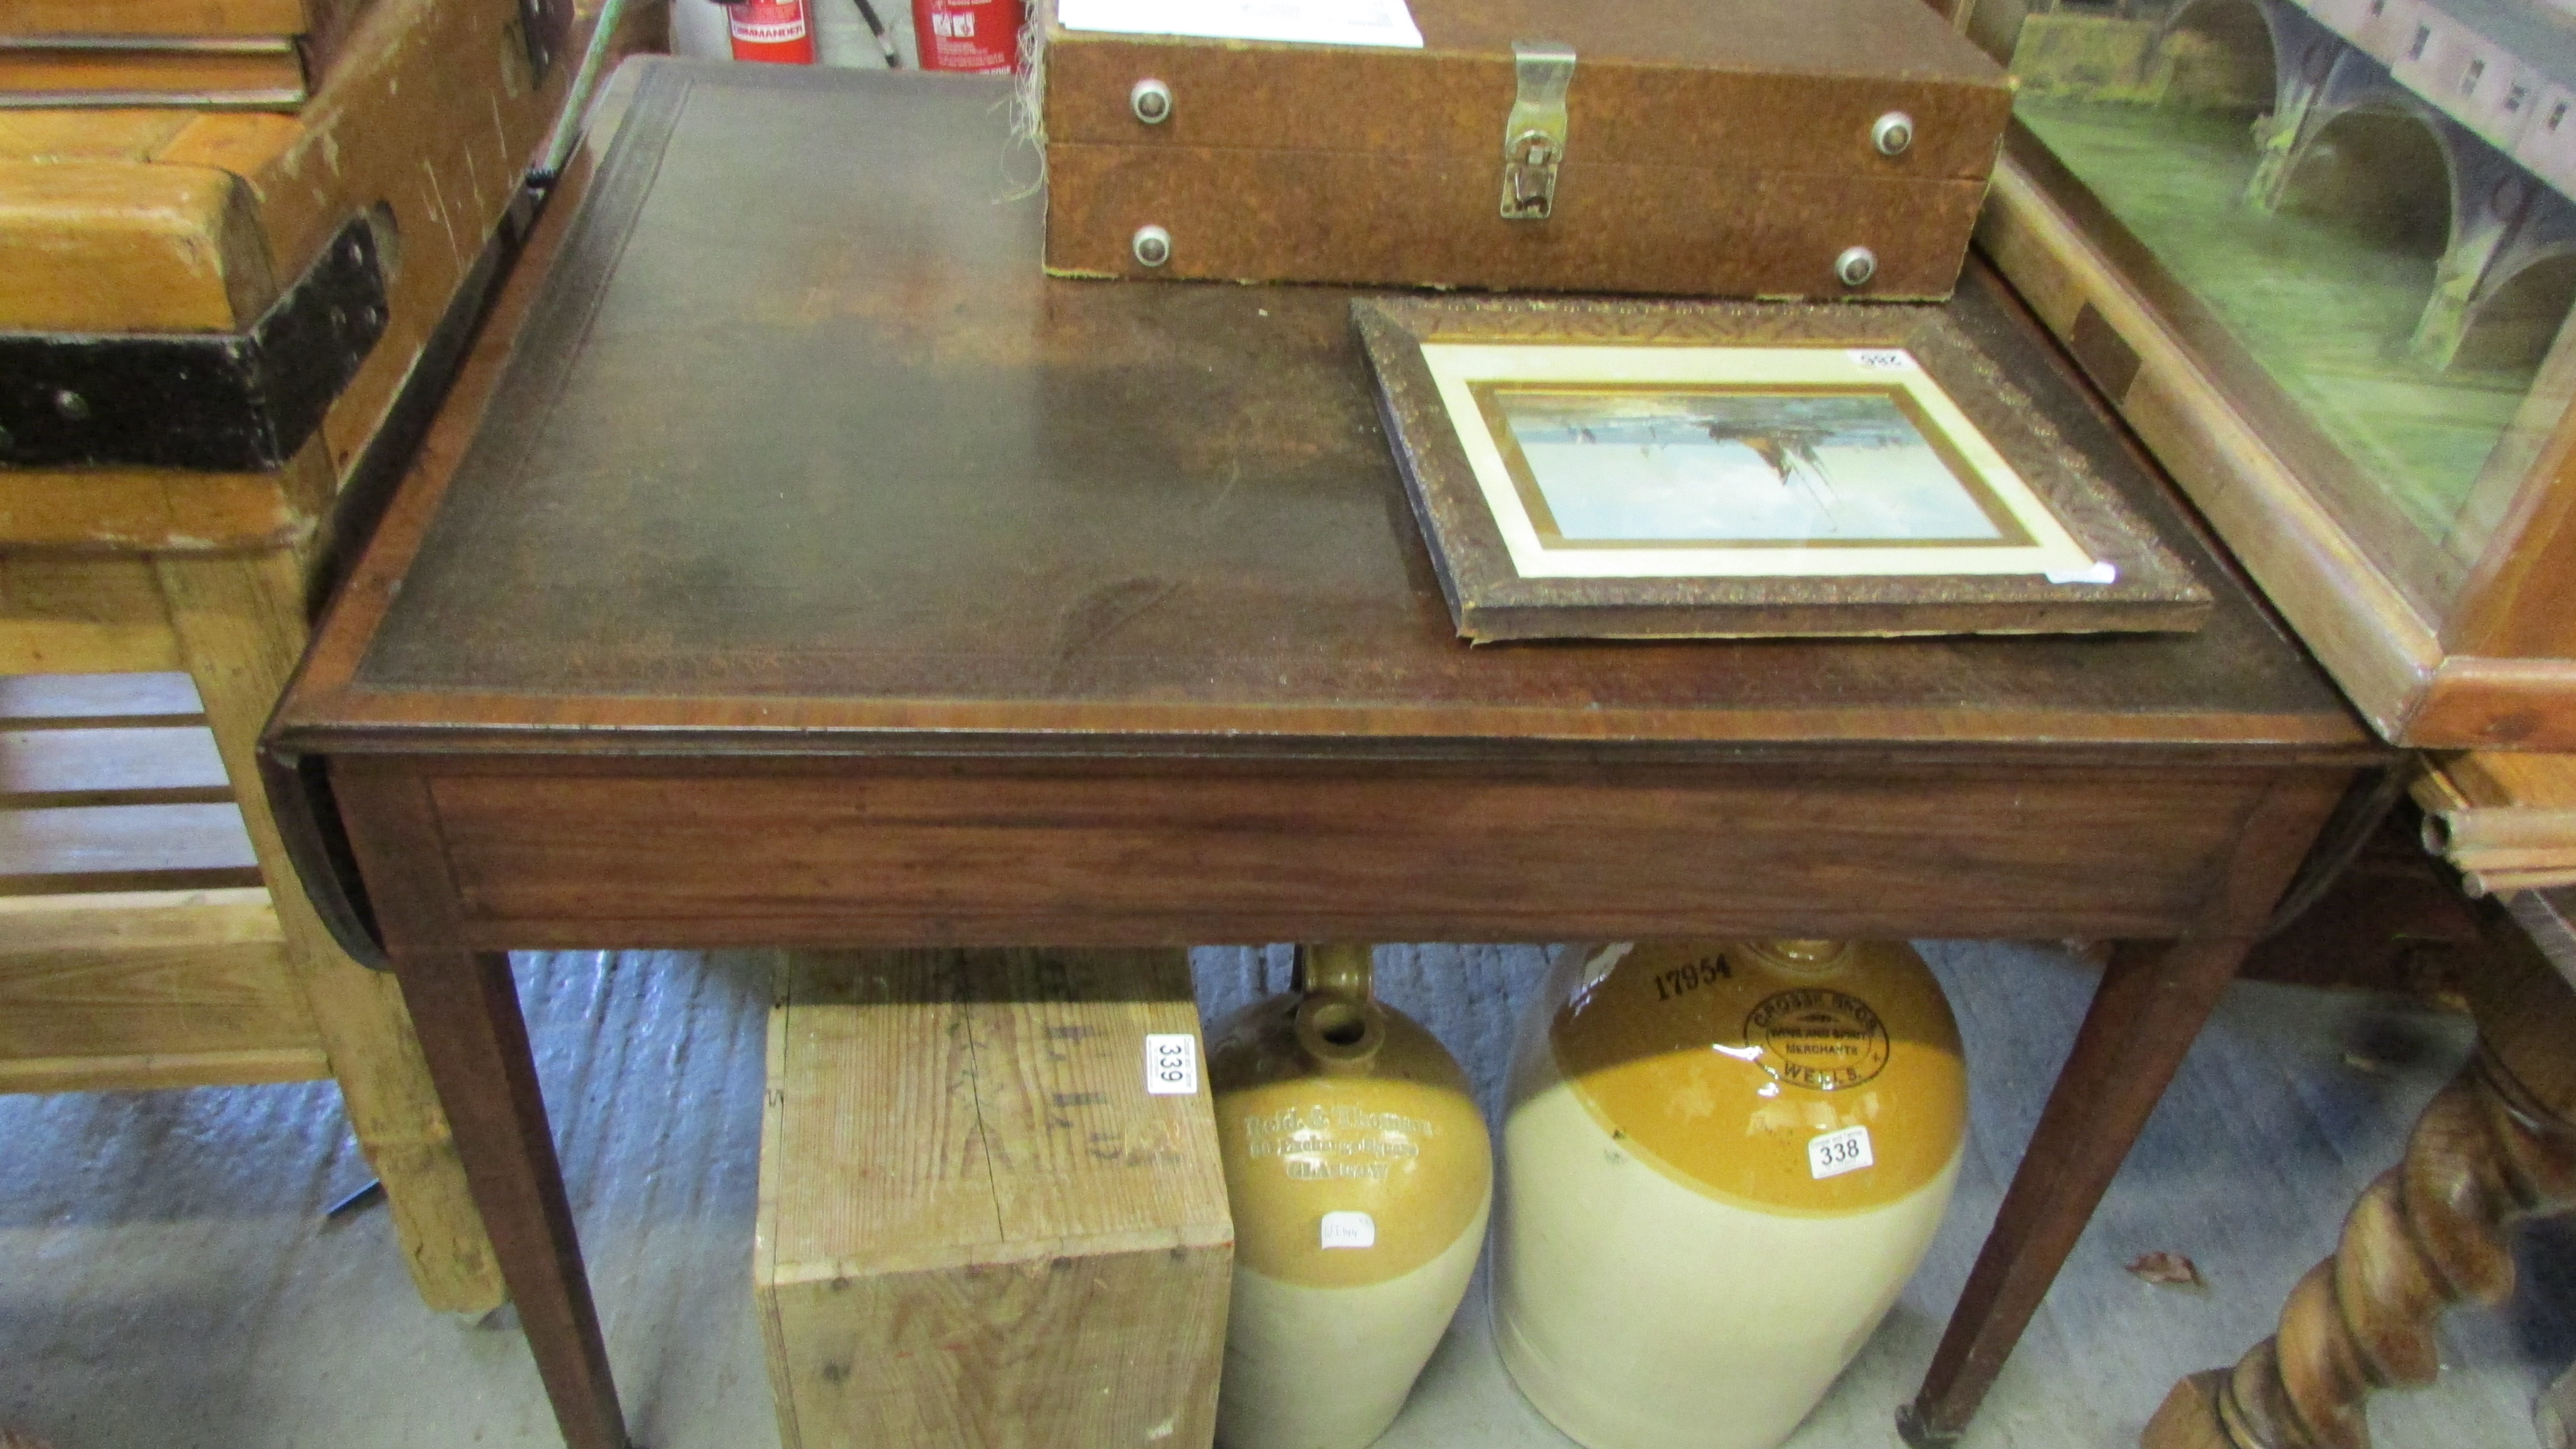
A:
997;10;1048;201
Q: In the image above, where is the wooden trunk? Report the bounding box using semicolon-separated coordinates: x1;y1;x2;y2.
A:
1039;0;2011;299
0;0;626;1319
0;0;564;545
756;948;1234;1449
0;0;352;37
0;0;377;110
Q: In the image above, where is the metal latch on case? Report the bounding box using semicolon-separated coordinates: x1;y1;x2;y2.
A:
1500;40;1575;221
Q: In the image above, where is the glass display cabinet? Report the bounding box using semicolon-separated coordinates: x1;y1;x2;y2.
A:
1949;0;2576;747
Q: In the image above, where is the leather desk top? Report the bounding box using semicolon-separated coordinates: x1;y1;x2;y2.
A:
274;61;2371;766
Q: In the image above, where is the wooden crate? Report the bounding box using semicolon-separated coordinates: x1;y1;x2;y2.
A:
759;948;1233;1449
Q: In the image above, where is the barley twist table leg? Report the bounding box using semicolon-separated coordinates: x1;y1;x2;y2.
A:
2144;1047;2576;1449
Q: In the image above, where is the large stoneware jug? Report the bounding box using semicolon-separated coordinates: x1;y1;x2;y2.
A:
1210;944;1492;1449
1495;940;1967;1449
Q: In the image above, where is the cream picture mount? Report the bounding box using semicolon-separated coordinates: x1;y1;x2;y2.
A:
1353;292;2214;642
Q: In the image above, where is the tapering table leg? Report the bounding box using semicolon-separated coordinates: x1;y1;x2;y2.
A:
1901;770;2351;1446
2140;1047;2576;1449
390;946;631;1449
1900;934;2257;1446
334;766;631;1449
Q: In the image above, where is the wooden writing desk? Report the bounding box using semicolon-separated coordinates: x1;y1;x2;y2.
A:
264;61;2385;1449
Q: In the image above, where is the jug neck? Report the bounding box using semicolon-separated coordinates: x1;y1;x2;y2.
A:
1295;941;1376;1000
1292;943;1383;1075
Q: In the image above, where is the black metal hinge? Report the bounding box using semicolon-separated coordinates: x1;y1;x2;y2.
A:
0;214;389;472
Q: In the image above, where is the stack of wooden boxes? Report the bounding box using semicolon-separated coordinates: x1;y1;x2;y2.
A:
0;0;588;1311
2412;754;2576;896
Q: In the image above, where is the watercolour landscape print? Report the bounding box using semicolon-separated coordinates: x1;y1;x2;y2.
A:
1486;386;2020;549
1418;342;2105;584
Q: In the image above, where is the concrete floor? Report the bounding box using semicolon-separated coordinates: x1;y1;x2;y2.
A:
2;941;2568;1448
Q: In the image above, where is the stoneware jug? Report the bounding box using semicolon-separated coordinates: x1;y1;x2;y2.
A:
1210;944;1492;1449
1494;940;1968;1449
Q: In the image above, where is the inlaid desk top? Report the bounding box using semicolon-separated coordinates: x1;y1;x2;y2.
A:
261;61;2384;1449
271;61;2365;767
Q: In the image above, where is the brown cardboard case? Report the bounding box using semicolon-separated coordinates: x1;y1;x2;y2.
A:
1039;0;2012;299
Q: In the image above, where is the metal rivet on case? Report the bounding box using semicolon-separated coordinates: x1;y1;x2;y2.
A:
1130;78;1173;124
1836;246;1878;288
1133;225;1173;268
1872;111;1915;157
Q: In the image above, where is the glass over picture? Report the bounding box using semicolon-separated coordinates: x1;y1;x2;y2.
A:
1485;386;2026;549
2002;0;2576;602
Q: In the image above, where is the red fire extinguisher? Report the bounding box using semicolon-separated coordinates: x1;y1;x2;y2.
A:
912;0;1022;73
727;0;816;64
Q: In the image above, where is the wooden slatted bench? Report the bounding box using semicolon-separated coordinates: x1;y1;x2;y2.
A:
0;0;614;1314
0;659;504;1313
0;673;320;1092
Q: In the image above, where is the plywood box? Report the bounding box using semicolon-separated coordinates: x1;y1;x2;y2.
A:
1039;0;2012;298
758;948;1234;1449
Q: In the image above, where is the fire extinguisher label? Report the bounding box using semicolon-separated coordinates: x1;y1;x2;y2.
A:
731;2;808;40
915;0;1024;71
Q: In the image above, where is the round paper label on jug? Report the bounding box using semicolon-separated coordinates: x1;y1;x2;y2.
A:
1745;989;1890;1091
1319;1210;1377;1249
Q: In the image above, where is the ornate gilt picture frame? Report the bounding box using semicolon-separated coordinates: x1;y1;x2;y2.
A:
1353;295;2211;641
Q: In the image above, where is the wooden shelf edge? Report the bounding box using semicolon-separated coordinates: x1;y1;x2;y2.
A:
0;1045;330;1095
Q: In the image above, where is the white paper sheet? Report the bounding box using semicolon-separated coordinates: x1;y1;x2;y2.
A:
1055;0;1423;49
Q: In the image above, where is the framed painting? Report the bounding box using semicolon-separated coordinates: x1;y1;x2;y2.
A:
1353;295;2211;641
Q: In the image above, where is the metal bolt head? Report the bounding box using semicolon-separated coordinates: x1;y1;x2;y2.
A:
1130;78;1172;125
1836;245;1878;288
1873;111;1915;157
53;389;89;420
1132;225;1172;268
